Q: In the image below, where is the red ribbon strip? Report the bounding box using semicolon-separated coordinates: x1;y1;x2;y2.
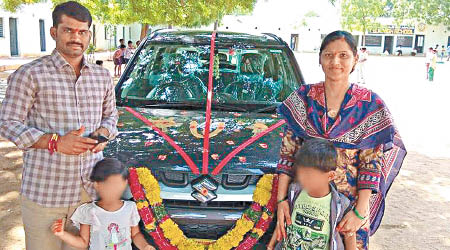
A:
125;107;200;175
211;120;286;175
202;31;217;175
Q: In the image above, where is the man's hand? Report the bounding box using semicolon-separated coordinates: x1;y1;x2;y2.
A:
57;126;98;155
90;127;110;153
275;200;292;241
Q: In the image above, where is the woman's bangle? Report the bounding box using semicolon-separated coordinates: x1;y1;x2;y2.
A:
353;207;366;220
277;197;288;204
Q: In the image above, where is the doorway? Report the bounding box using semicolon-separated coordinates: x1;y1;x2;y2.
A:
383;36;393;54
414;35;425;54
9;18;19;56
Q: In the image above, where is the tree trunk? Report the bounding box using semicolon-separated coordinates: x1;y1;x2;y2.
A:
168;24;173;29
214;20;219;31
140;24;149;40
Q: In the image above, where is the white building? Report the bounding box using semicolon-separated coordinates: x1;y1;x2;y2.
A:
352;19;450;55
0;1;142;57
199;0;449;55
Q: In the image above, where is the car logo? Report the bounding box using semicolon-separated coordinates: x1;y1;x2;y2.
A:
191;175;219;203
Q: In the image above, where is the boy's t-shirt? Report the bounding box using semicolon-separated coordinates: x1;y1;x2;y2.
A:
282;190;332;250
71;200;141;250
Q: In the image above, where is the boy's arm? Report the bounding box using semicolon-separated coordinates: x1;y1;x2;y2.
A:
131;225;155;250
343;233;357;250
51;221;90;249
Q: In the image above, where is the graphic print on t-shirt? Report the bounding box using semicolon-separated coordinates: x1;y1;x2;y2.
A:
282;191;331;250
104;223;128;249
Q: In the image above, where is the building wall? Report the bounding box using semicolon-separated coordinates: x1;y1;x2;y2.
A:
0;2;142;57
198;0;342;52
0;2;55;57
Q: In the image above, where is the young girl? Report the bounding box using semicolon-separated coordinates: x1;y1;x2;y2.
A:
51;158;155;250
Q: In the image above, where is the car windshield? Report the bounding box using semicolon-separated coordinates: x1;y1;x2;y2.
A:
119;40;298;111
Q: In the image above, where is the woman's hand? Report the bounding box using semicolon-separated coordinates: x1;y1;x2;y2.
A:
337;210;366;234
143;245;156;250
275;200;292;241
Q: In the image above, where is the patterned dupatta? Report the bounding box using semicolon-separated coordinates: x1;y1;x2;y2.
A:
277;82;407;235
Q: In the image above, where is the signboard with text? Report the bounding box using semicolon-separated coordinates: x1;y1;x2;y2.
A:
369;25;415;35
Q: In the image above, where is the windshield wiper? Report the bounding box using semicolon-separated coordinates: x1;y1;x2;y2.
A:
141;101;248;112
253;104;279;113
212;102;248;112
142;101;205;109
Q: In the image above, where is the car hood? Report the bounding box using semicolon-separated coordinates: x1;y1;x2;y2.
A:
106;106;284;176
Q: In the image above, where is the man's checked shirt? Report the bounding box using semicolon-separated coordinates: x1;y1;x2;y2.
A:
0;49;118;207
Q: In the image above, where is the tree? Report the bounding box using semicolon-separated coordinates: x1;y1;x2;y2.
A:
388;0;450;28
341;0;387;46
1;0;257;39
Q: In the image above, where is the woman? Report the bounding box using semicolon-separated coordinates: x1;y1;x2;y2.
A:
273;31;406;249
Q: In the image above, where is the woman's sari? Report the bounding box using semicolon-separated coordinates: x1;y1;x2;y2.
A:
277;82;406;247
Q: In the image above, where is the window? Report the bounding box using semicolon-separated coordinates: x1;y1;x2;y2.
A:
0;17;3;37
364;35;382;47
39;20;46;52
396;36;413;47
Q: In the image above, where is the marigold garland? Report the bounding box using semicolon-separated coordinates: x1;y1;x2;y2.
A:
128;167;278;250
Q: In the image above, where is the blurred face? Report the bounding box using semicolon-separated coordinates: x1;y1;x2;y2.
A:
296;167;335;194
320;38;358;82
50;15;91;58
94;174;127;201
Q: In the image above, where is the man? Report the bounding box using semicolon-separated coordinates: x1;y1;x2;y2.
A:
357;47;368;84
124;40;135;64
0;2;118;250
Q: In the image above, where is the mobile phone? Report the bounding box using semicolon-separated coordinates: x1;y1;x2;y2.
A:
89;133;109;144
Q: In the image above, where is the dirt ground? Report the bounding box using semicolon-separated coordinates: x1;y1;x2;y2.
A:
1;136;449;250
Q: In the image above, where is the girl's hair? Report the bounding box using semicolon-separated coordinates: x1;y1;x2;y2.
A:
90;158;129;182
319;30;358;73
293;138;337;173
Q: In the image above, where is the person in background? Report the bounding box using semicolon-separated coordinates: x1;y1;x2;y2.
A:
95;60;103;66
114;45;126;77
425;47;434;79
440;45;446;61
136;40;141;47
118;38;125;48
124;40;134;64
428;49;437;82
357;47;368;84
0;2;118;249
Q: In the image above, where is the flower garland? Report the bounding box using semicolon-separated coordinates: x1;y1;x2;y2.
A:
128;167;278;250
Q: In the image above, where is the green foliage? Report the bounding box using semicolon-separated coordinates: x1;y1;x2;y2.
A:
389;0;450;28
1;0;257;27
341;0;387;37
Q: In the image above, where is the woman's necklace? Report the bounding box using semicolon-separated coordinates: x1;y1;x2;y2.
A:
324;83;348;119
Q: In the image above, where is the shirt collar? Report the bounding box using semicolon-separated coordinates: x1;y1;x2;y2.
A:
51;49;90;70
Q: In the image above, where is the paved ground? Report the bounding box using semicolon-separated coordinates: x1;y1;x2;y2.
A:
0;52;449;250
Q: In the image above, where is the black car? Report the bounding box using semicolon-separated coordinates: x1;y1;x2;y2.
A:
105;30;304;245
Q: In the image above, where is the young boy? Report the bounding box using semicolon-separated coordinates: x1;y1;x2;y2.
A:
274;138;356;250
113;45;126;77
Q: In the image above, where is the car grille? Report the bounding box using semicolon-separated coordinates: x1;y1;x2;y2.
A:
153;170;261;190
163;199;253;210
